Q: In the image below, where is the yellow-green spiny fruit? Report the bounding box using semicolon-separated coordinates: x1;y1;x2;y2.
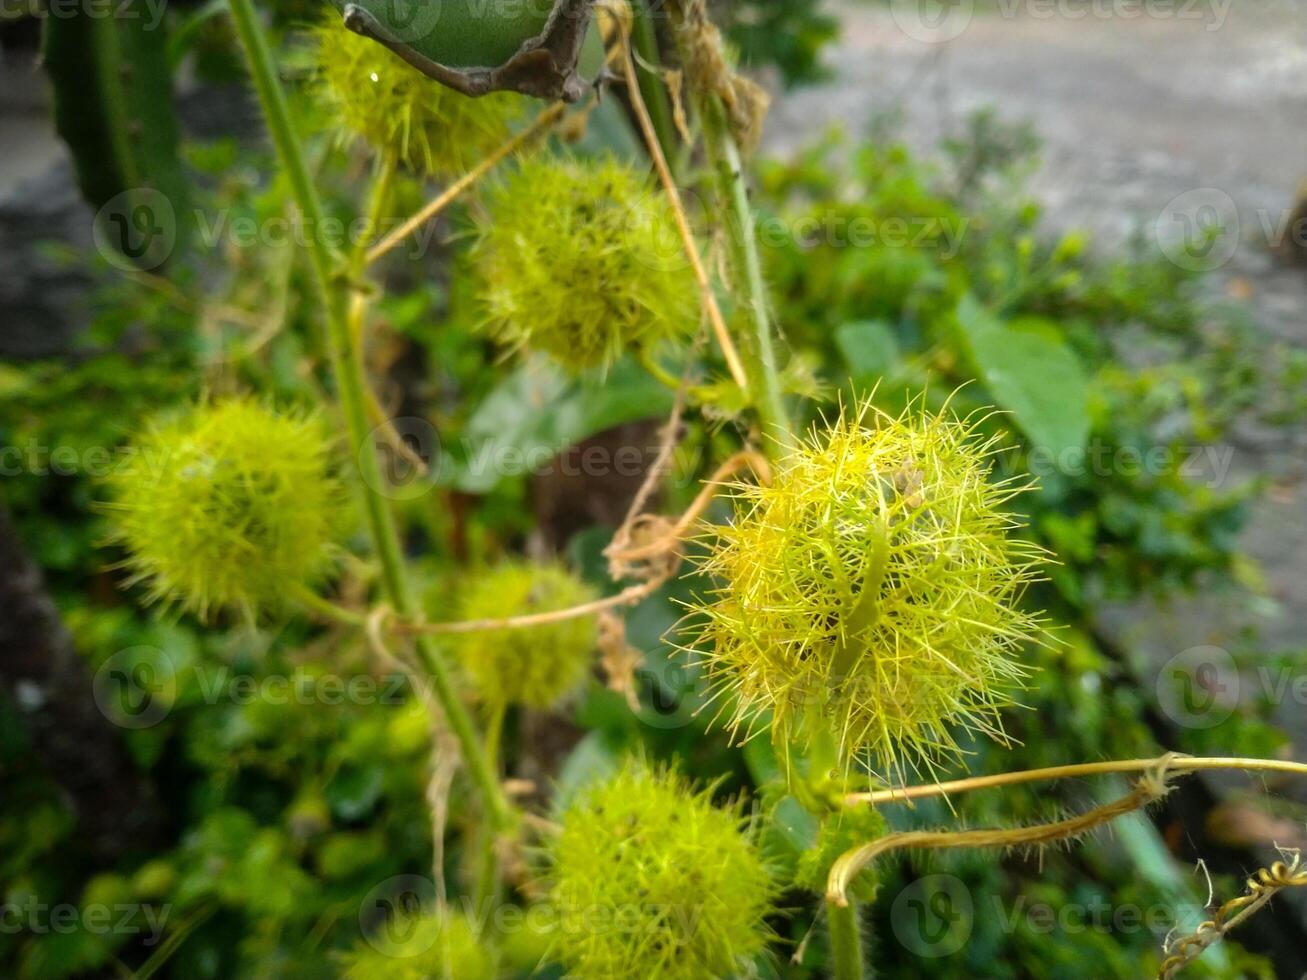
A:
547;763;774;979
455;560;598;709
104;399;341;621
689;399;1048;776
310;15;522;177
473;155;697;370
342;909;495;980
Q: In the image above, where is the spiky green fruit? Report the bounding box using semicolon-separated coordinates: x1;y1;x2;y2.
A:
473;155;697;370
455;561;597;709
104;399;341;621
311;15;521;176
343;910;495;980
689;400;1047;776
548;763;774;980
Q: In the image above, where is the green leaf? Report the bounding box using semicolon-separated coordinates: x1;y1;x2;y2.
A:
324;764;384;821
43;6;191;267
552;731;623;813
448;356;673;494
954;293;1090;459
325;0;607;87
835;320;900;379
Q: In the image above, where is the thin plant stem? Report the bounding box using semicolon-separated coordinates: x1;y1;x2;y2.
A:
826;899;865;980
661;0;791;451
630;0;678;168
843;755;1307;808
474;700;509;911
293;583;368;627
698;95;792;451
1159;852;1307;979
397;573;671;635
353;149;397;270
365;102;567;266
639;345;686;391
226;0;512;845
609;11;750;391
392;449;769;635
829;768;1174;905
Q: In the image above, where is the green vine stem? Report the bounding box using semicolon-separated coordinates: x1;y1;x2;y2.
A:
697;95;793;452
827;898;866;980
630;0;678;168
226;0;512;848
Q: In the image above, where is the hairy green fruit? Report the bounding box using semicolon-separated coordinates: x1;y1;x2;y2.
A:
343;910;494;980
311;15;521;177
689;400;1047;776
455;561;597;709
474;155;697;370
104;399;341;621
548;764;774;979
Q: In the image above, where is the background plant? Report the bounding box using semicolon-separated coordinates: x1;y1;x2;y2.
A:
1;1;1305;978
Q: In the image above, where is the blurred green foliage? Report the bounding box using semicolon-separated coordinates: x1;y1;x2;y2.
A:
3;21;1305;980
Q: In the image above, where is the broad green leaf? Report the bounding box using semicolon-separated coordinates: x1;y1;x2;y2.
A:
954;293;1090;459
552;730;623;812
448;356;673;494
835;319;900;379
